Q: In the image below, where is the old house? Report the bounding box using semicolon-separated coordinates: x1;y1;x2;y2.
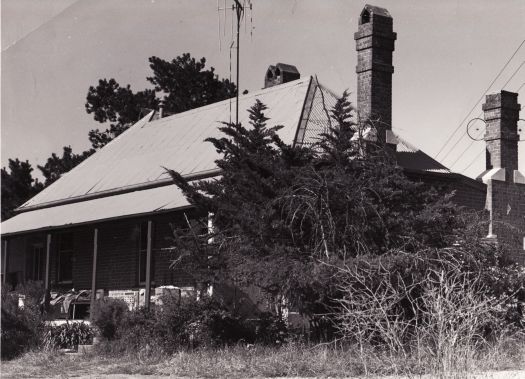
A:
1;5;523;316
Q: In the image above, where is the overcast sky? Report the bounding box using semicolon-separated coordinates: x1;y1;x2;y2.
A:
2;0;524;179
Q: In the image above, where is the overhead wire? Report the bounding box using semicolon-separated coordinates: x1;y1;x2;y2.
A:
457;60;525;173
446;58;525;170
460;149;485;173
433;39;525;160
502;60;525;90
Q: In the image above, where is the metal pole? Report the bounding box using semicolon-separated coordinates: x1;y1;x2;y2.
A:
45;234;51;291
2;239;7;285
43;234;52;311
235;0;242;125
144;221;153;310
90;228;98;311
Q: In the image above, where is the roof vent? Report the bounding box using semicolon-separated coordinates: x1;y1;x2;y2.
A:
264;63;300;88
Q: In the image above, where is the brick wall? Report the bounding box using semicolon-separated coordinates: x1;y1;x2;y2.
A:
405;171;487;211
2;209;202;292
487;180;525;264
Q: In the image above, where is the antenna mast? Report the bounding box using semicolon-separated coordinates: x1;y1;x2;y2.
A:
234;0;242;124
218;0;253;125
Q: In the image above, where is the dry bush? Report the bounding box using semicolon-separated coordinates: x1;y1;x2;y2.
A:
335;250;522;377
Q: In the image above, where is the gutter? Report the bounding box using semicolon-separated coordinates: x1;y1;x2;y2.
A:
14;168;221;214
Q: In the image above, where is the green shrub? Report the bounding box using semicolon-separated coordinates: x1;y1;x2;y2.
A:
156;295;250;350
248;312;288;345
90;298;128;340
99;295;255;354
118;307;157;349
1;282;45;360
42;322;94;349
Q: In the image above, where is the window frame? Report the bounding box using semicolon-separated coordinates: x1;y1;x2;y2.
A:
26;243;45;282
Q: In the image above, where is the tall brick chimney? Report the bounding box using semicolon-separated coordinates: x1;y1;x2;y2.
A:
480;91;522;182
479;91;525;263
354;5;396;144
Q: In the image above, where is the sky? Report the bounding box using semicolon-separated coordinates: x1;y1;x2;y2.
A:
2;0;525;180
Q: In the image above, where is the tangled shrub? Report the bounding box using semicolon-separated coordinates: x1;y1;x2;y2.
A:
100;295;258;354
117;307;157;349
42;322;94;349
1;282;45;360
335;246;525;376
90;298;128;340
246;312;289;345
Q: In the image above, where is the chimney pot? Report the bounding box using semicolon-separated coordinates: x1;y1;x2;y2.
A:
264;63;300;88
159;100;164;119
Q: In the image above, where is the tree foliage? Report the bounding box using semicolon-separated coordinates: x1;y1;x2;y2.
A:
1;159;44;220
85;79;158;149
86;53;236;149
147;54;236;114
167;93;462;317
1;53;236;219
37;146;94;187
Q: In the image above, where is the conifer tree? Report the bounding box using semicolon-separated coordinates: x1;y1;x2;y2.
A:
168;94;460;317
1;159;44;220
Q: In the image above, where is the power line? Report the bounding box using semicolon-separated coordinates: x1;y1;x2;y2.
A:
440;111;482;166
434;39;525;160
453;61;525;172
502;60;525;90
449;138;476;169
460;148;484;173
442;58;525;166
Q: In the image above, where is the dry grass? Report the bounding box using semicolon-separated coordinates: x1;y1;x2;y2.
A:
1;338;524;379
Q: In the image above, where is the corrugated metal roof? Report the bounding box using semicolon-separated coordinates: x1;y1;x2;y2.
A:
1;76;457;236
19;77;312;209
395;134;451;173
1;184;190;236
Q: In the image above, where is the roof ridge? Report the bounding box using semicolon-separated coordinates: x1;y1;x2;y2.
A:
147;76;312;126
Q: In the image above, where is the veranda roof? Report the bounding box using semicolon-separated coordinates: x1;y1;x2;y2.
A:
1;184;190;236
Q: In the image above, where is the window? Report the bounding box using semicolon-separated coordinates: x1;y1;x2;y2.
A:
26;244;45;281
138;222;154;284
58;233;74;283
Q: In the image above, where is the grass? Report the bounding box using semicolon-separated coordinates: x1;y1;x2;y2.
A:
2;339;524;379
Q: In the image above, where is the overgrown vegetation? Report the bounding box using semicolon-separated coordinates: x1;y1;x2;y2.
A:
3;93;524;377
164;93;525;375
1;282;45;359
2;341;524;378
1;282;96;359
91;294;287;357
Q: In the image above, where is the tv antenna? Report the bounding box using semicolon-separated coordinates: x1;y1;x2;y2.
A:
217;0;253;125
467;117;525;141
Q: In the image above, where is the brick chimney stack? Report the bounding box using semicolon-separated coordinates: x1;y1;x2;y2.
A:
481;91;521;182
354;5;396;144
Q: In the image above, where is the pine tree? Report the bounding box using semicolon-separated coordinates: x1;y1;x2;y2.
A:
37;146;94;187
86;53;236;149
1;159;44;220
